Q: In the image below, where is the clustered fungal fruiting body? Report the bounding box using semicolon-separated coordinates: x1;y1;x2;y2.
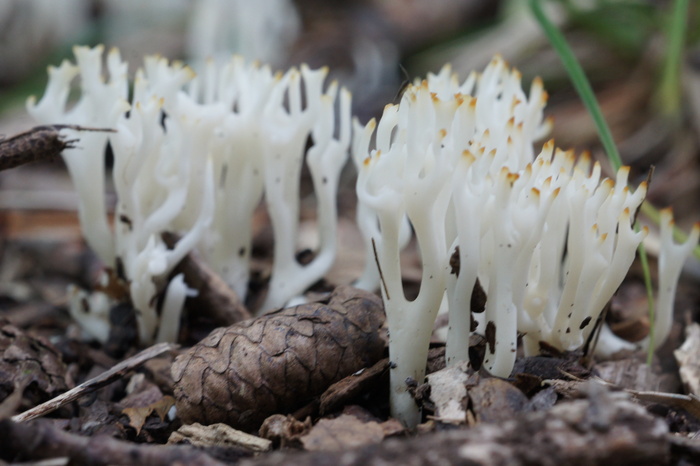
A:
29;46;699;430
594;208;700;356
28;45;351;344
354;57;551;426
354;56;699;427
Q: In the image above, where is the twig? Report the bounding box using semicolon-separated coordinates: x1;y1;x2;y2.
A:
12;342;176;422
371;237;390;300
162;232;252;325
0;125;113;172
0;418;233;466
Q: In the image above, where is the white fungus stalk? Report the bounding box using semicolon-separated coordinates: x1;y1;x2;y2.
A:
156;273;197;344
445;152;483;366
179;57;352;313
354;56;696;427
595;210;700;356
356;94;453;427
351;119;413;293
27;45;128;264
647;212;700;348
480;169;521;375
259;66;352;312
355;57;552;427
189;57;272;300
111;93;216;343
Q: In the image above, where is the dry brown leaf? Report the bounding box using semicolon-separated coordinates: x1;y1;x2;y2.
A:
122;395;175;435
0;321;68;412
319;358;389;415
122;406;151;435
378;418;405;437
596;358;670;393
151;395;176;421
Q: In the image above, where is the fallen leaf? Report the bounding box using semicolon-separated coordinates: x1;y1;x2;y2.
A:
319;358;390;415
596;358;668;392
379;418;405;437
122;395;175;435
0;321;68;410
122;405;150;435
152;395;176;421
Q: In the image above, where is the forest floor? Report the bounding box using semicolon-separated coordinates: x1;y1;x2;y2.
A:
2;2;700;465
0;108;699;465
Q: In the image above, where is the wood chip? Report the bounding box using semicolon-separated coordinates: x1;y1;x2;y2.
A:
0;125;112;172
426;361;470;424
169;422;272;453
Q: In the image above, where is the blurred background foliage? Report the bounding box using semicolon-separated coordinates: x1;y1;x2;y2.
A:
0;0;698;235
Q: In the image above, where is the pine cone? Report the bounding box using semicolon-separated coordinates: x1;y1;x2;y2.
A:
172;286;386;431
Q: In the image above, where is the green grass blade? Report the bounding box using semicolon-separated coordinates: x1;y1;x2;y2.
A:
531;0;699;260
658;0;689;117
528;0;624;172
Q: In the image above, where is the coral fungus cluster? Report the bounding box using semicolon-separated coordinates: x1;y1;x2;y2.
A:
354;57;698;426
28;45;351;344
29;47;699;429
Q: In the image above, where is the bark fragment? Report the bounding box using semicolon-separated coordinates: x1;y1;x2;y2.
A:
319;358;390;416
162;232;251;326
0;125;112;171
172;286;386;432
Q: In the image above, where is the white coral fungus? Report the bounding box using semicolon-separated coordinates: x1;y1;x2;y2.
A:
354;56;696;428
29;45;351;343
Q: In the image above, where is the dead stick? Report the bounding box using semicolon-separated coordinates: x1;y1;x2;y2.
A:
0;125;114;171
0;418;233;466
12;342;176;422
